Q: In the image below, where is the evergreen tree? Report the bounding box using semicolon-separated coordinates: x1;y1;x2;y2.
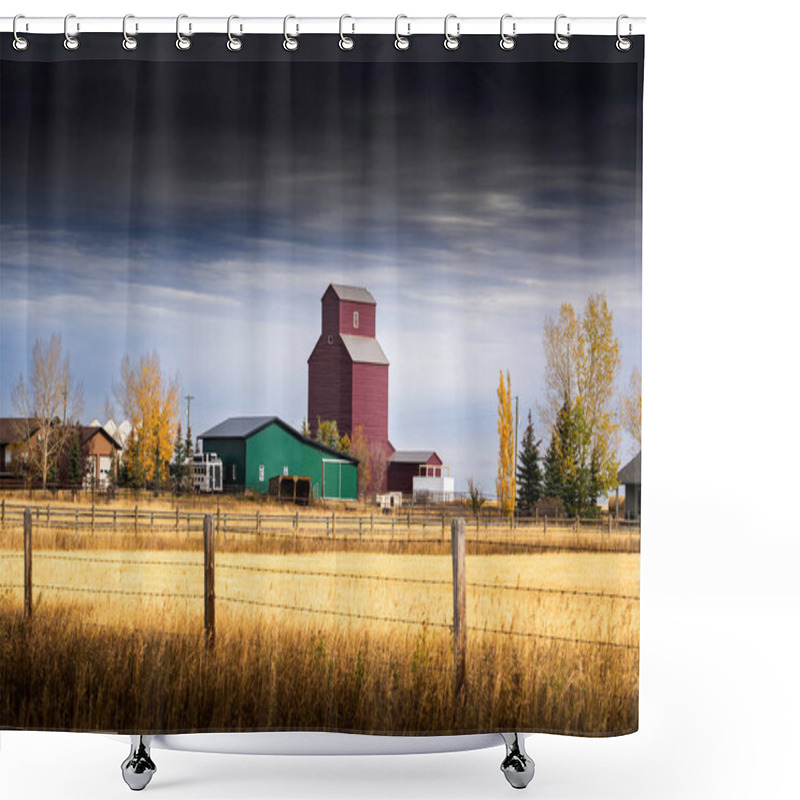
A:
172;422;188;493
543;410;565;502
67;428;85;488
185;423;194;462
552;398;595;517
516;411;543;514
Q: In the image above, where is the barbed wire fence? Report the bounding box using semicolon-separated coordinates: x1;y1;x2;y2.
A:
1;508;640;694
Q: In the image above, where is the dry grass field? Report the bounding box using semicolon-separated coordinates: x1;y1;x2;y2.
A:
0;497;639;736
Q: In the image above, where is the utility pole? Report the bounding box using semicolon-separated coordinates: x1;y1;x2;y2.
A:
513;394;520;476
184;394;195;432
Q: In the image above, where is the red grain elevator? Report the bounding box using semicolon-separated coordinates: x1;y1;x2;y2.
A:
308;284;390;452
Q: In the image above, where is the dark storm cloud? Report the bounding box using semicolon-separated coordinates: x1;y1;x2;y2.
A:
1;59;639;294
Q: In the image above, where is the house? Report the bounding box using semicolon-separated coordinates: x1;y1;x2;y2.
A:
0;417;39;477
80;425;123;488
198;416;359;500
617;451;641;521
307;284;390;452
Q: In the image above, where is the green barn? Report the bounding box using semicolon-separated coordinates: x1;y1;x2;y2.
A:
198;416;358;500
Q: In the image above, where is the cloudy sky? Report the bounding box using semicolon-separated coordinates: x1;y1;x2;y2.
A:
0;47;641;492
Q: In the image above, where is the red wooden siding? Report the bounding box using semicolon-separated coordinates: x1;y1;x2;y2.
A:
338;300;376;337
351;362;389;444
308;337;352;439
320;290;340;339
387;454;443;495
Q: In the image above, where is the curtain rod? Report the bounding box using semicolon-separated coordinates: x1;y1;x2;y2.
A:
1;16;646;37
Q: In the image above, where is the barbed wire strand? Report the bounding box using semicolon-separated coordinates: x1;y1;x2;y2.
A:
467;624;639;650
36;583;202;601
34;552;204;569
217;594;452;629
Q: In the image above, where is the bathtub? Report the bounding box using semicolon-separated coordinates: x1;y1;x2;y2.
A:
115;731;535;791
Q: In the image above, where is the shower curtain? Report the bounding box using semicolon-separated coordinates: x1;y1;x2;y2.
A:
0;30;642;738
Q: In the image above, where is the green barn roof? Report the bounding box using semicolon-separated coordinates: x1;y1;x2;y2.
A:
199;416;358;463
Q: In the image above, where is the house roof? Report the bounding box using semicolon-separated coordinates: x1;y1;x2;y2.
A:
79;425;123;450
340;334;389;366
328;284;376;305
0;417;39;445
390;450;440;465
617;451;641;485
199;416;359;463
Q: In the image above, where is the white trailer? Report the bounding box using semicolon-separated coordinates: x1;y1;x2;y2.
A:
193;452;223;493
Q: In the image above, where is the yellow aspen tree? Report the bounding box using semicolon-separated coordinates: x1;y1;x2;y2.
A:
496;369;516;517
115;351;179;489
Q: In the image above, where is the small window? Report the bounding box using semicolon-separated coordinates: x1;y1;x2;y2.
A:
327;334;333;345
259;464;265;482
353;311;359;329
232;463;237;481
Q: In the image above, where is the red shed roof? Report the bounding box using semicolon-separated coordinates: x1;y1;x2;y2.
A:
390;450;441;465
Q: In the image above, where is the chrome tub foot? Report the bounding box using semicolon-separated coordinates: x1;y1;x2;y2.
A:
121;735;157;791
500;733;535;789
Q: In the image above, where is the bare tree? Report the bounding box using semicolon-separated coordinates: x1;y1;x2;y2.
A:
620;365;642;447
11;334;83;489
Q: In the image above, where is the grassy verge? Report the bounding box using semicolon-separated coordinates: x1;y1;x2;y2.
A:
0;603;637;736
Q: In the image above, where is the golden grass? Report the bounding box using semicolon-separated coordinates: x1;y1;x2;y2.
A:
0;543;638;735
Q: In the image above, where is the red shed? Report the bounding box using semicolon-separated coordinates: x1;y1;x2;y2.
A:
308;284;390;451
387;451;443;496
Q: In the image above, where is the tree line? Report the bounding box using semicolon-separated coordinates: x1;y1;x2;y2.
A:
497;294;641;518
9;335;181;492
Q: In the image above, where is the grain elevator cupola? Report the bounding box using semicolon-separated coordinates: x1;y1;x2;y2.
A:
307;284;390;452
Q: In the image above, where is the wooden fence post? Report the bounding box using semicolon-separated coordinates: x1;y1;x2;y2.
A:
256;510;261;535
134;505;139;536
294;511;299;538
203;515;215;651
23;507;33;621
1;498;4;525
370;512;374;536
176;507;180;532
451;518;466;696
331;511;336;539
46;503;51;529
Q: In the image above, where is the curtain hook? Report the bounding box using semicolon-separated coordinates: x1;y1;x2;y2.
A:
339;14;355;50
176;14;191;50
500;14;516;50
554;14;570;51
283;15;299;51
616;15;632;51
227;15;242;51
63;13;79;51
444;14;460;51
394;15;410;51
12;14;28;51
122;15;138;51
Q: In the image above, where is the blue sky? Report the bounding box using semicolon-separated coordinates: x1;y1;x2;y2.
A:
0;57;641;492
